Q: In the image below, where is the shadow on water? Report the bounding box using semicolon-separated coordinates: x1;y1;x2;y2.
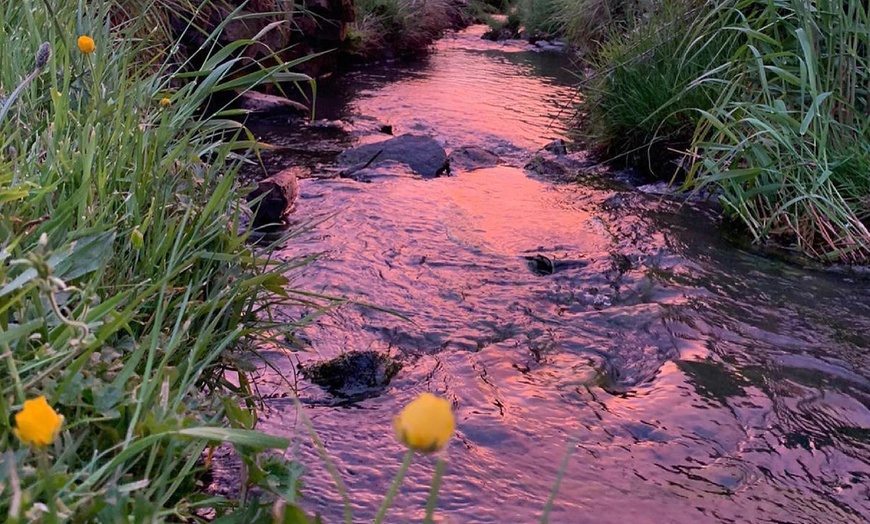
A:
218;25;870;523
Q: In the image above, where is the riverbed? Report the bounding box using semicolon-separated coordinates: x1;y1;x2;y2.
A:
228;26;870;523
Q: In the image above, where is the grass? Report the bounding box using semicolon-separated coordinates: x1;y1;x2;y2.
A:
573;0;869;262
582;1;736;178
686;0;870;262
346;0;467;60
516;0;562;37
0;0;330;520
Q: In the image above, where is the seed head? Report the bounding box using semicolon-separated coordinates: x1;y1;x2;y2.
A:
35;42;52;70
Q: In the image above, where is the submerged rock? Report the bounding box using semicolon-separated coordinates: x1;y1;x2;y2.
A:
447;146;500;172
525;254;589;276
524;154;571;179
247;167;302;227
340;159;420;182
300;351;402;398
524;148;597;182
337;134;449;178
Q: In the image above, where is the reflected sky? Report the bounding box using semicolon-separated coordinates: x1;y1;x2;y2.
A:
221;25;870;524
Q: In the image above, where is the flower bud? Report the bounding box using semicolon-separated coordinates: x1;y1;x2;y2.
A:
130;227;144;250
77;35;96;55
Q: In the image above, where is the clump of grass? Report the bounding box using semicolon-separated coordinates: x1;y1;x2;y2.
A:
687;0;870;262
0;0;324;520
582;1;735;178
509;0;651;48
581;0;869;262
516;0;562;38
348;0;466;59
551;0;652;52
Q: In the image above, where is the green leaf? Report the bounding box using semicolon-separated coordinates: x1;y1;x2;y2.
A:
54;231;117;281
176;427;289;450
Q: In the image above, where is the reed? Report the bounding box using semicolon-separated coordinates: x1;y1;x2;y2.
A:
581;0;869;261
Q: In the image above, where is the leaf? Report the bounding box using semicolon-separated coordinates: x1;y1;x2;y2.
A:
221;397;256;430
54;231;117;281
176;427;289;450
799;91;832;135
0;319;43;346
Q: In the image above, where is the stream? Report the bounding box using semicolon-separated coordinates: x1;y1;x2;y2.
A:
226;26;870;523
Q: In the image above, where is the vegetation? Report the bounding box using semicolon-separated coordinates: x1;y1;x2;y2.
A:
347;0;468;60
582;2;734;175
0;0;328;520
687;0;870;262
508;0;870;262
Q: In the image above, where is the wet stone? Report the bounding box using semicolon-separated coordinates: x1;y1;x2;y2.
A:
544;139;568;156
235;90;308;114
247;167;302;227
447;146;500;172
336;134;449;178
299;351;402;398
524;153;570;179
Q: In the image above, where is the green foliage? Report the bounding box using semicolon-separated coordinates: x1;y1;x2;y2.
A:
551;0;652;51
510;0;651;47
687;0;870;261
350;0;460;58
584;1;735;175
0;0;324;520
516;0;562;36
584;0;870;261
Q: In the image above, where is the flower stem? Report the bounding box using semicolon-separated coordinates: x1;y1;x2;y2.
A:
37;450;58;524
373;449;414;524
422;458;446;524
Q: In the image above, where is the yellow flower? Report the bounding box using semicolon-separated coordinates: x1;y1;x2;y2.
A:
77;35;96;55
13;396;64;447
394;393;454;453
159;97;172;108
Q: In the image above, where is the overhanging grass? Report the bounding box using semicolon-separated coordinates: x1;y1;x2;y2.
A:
581;0;869;262
582;1;735;177
687;0;870;261
0;0;326;520
347;0;465;59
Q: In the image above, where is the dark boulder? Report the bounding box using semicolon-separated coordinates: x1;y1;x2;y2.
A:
300;351;402;398
337;134;449;178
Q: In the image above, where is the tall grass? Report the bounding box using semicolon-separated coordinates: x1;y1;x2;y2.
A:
687;0;870;262
583;1;736;177
516;0;562;37
582;0;869;262
348;0;464;59
512;0;651;50
0;0;322;520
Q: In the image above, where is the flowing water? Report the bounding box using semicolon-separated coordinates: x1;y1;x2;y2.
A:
231;26;870;523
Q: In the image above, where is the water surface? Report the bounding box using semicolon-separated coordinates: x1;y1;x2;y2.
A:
234;26;870;523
